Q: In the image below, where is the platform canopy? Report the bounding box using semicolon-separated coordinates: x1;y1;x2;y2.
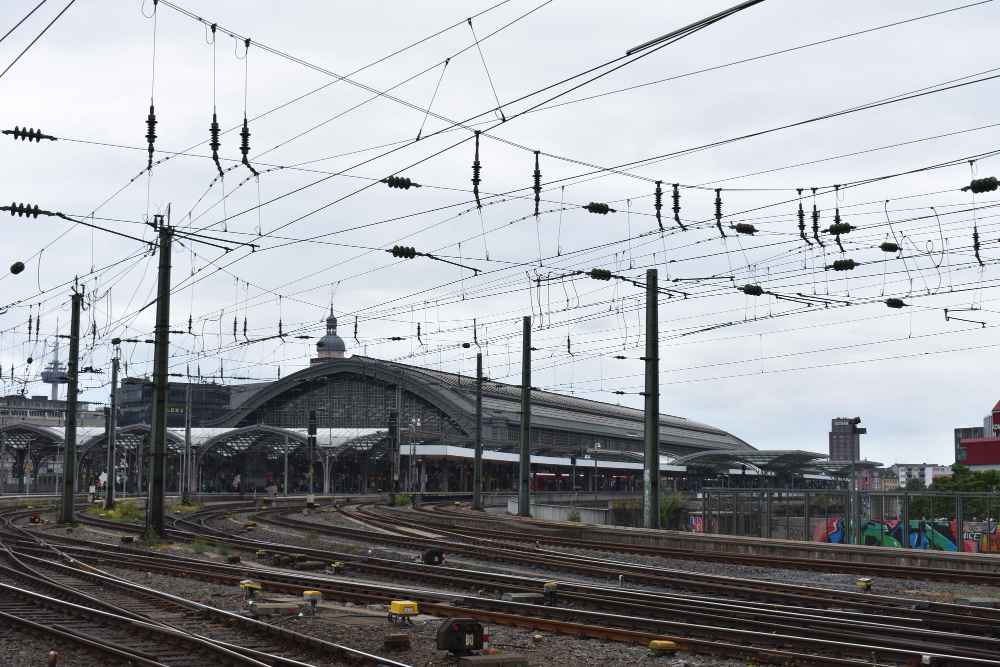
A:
192;426;385;461
814;460;884;477
672;449;828;474
0;423;384;463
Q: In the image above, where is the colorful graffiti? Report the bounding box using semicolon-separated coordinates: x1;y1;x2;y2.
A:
816;517;1000;552
688;515;705;533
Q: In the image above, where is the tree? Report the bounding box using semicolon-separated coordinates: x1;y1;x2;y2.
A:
905;478;926;491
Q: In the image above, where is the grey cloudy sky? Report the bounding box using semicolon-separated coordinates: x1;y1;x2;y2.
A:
2;0;1000;466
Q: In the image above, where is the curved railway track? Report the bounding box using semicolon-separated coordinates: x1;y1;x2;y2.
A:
34;500;1000;665
0;506;411;667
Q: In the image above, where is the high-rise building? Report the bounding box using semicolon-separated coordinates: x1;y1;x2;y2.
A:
116;379;232;427
954;426;984;463
0;394;105;428
829;417;865;462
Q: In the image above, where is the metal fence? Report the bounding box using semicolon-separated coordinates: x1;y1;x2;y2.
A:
697;488;1000;553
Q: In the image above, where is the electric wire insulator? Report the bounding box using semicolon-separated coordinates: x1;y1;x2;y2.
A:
961;176;998;194
672;183;685;230
242;317;248;341
588;268;612;281
827;221;853;235
532;150;541;216
2;126;56;142
733;222;756;235
653;181;664;231
879;241;899;253
239;116;259;177
740;284;764;296
584;202;614;215
714;188;725;238
797;189;811;246
811;199;823;247
382;175;420;190
210;112;223;177
390;245;417;259
974;225;984;266
2;203;44;218
885;298;906;309
829;258;858;271
471;130;482;209
10;261;24;275
145;104;157;170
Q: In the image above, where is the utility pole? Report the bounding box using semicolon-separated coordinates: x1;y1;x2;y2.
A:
283;435;289;497
307;410;317;503
388;409;399;493
146;211;172;540
182;382;192;504
518;316;531;517
473;352;483;510
59;287;83;524
104;347;119;510
642;269;661;529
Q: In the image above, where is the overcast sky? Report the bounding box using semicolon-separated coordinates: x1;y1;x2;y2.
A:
2;0;1000;466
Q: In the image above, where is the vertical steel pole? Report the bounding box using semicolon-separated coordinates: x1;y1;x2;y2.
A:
104;351;119;510
473;352;484;510
182;382;192;504
59;288;82;523
956;495;964;553
307;410;317;501
283;436;289;497
902;492;910;548
804;490;811;542
518;316;531;517
147;217;173;539
642;269;660;529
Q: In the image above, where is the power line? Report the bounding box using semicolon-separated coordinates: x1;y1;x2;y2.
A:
0;0;48;45
0;0;76;81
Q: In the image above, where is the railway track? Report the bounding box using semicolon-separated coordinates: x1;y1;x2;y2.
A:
400;500;1000;585
48;501;1000;665
0;506;411;667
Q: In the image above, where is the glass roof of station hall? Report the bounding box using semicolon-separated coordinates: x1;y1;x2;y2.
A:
0;424;384;459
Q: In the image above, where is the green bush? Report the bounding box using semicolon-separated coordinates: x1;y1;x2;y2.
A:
659;492;687;530
567;509;581;522
191;538;210;555
390;493;413;507
89;500;144;523
168;501;204;514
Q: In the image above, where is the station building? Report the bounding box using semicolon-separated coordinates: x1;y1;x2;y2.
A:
0;310;785;495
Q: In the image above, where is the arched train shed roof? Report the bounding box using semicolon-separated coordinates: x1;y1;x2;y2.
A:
216;356;752;456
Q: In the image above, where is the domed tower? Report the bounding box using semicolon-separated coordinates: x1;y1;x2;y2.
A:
313;307;346;362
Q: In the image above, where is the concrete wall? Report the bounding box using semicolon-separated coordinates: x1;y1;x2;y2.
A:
507;497;612;524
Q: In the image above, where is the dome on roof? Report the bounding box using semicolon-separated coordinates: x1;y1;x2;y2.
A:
316;310;346;358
